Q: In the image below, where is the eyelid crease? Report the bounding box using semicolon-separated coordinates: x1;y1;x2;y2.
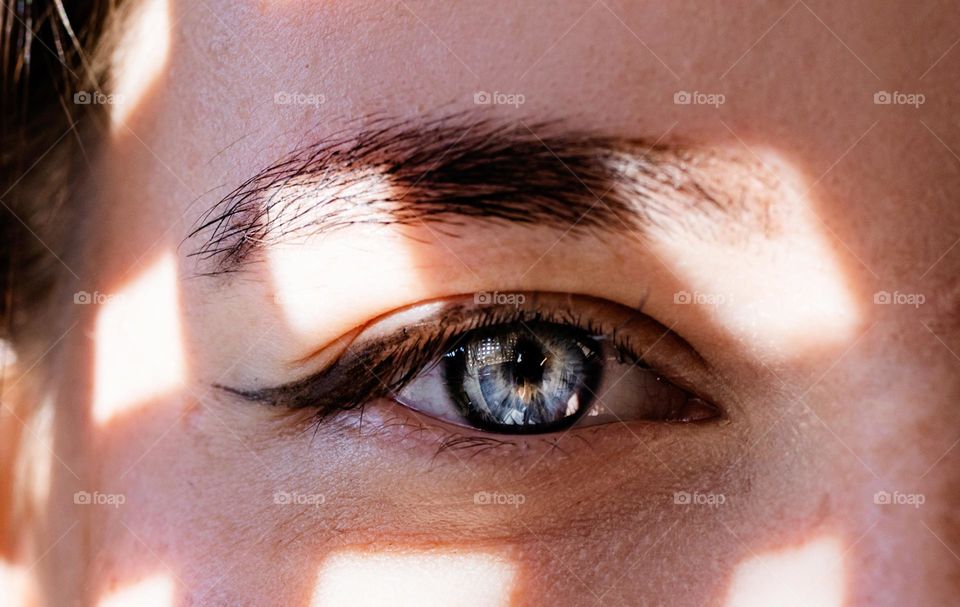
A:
289;325;364;368
283;294;558;368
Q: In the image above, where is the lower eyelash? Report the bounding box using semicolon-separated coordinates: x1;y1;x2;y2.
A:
311;398;599;460
295;397;519;457
434;435;515;459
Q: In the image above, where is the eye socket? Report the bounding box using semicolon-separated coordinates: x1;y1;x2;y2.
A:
395;319;718;435
221;292;723;441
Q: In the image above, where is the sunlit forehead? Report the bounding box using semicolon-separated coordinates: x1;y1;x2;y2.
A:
97;574;175;607
726;536;846;607
109;0;171;131
311;550;516;607
93;253;186;424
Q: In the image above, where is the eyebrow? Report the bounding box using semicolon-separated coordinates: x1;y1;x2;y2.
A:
186;112;771;274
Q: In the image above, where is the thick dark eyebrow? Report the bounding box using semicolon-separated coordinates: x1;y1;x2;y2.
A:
186;112;770;274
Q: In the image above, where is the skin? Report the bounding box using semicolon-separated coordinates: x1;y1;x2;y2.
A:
3;0;960;605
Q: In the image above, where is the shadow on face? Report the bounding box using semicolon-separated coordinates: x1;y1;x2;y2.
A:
6;0;960;606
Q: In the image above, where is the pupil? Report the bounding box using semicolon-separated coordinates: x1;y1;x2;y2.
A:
510;338;546;389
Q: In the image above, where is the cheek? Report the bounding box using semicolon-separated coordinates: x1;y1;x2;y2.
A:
82;389;746;605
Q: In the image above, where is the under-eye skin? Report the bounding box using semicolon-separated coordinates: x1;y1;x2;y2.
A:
219;293;723;440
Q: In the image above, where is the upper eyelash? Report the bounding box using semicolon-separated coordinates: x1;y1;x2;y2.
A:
217;300;651;427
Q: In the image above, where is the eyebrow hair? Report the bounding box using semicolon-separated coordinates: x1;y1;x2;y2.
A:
186;112;770;274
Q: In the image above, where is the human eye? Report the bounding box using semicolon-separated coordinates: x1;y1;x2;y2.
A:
397;317;717;434
223;292;723;441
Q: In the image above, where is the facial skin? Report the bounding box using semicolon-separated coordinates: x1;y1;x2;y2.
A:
3;0;960;605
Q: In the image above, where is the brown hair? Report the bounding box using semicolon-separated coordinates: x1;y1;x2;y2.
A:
0;0;118;345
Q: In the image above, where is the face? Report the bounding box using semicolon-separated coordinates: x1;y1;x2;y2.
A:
7;0;960;605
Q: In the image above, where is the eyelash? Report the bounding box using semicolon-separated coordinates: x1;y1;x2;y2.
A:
222;303;643;409
218;294;715;451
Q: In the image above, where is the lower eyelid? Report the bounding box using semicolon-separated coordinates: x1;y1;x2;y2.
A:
308;397;571;457
300;395;721;463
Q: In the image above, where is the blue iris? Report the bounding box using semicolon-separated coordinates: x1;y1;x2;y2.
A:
443;322;601;433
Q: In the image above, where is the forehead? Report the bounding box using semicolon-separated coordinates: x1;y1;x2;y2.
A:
99;0;959;284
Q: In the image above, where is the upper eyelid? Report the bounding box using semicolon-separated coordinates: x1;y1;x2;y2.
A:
216;293;703;416
216;301;490;413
